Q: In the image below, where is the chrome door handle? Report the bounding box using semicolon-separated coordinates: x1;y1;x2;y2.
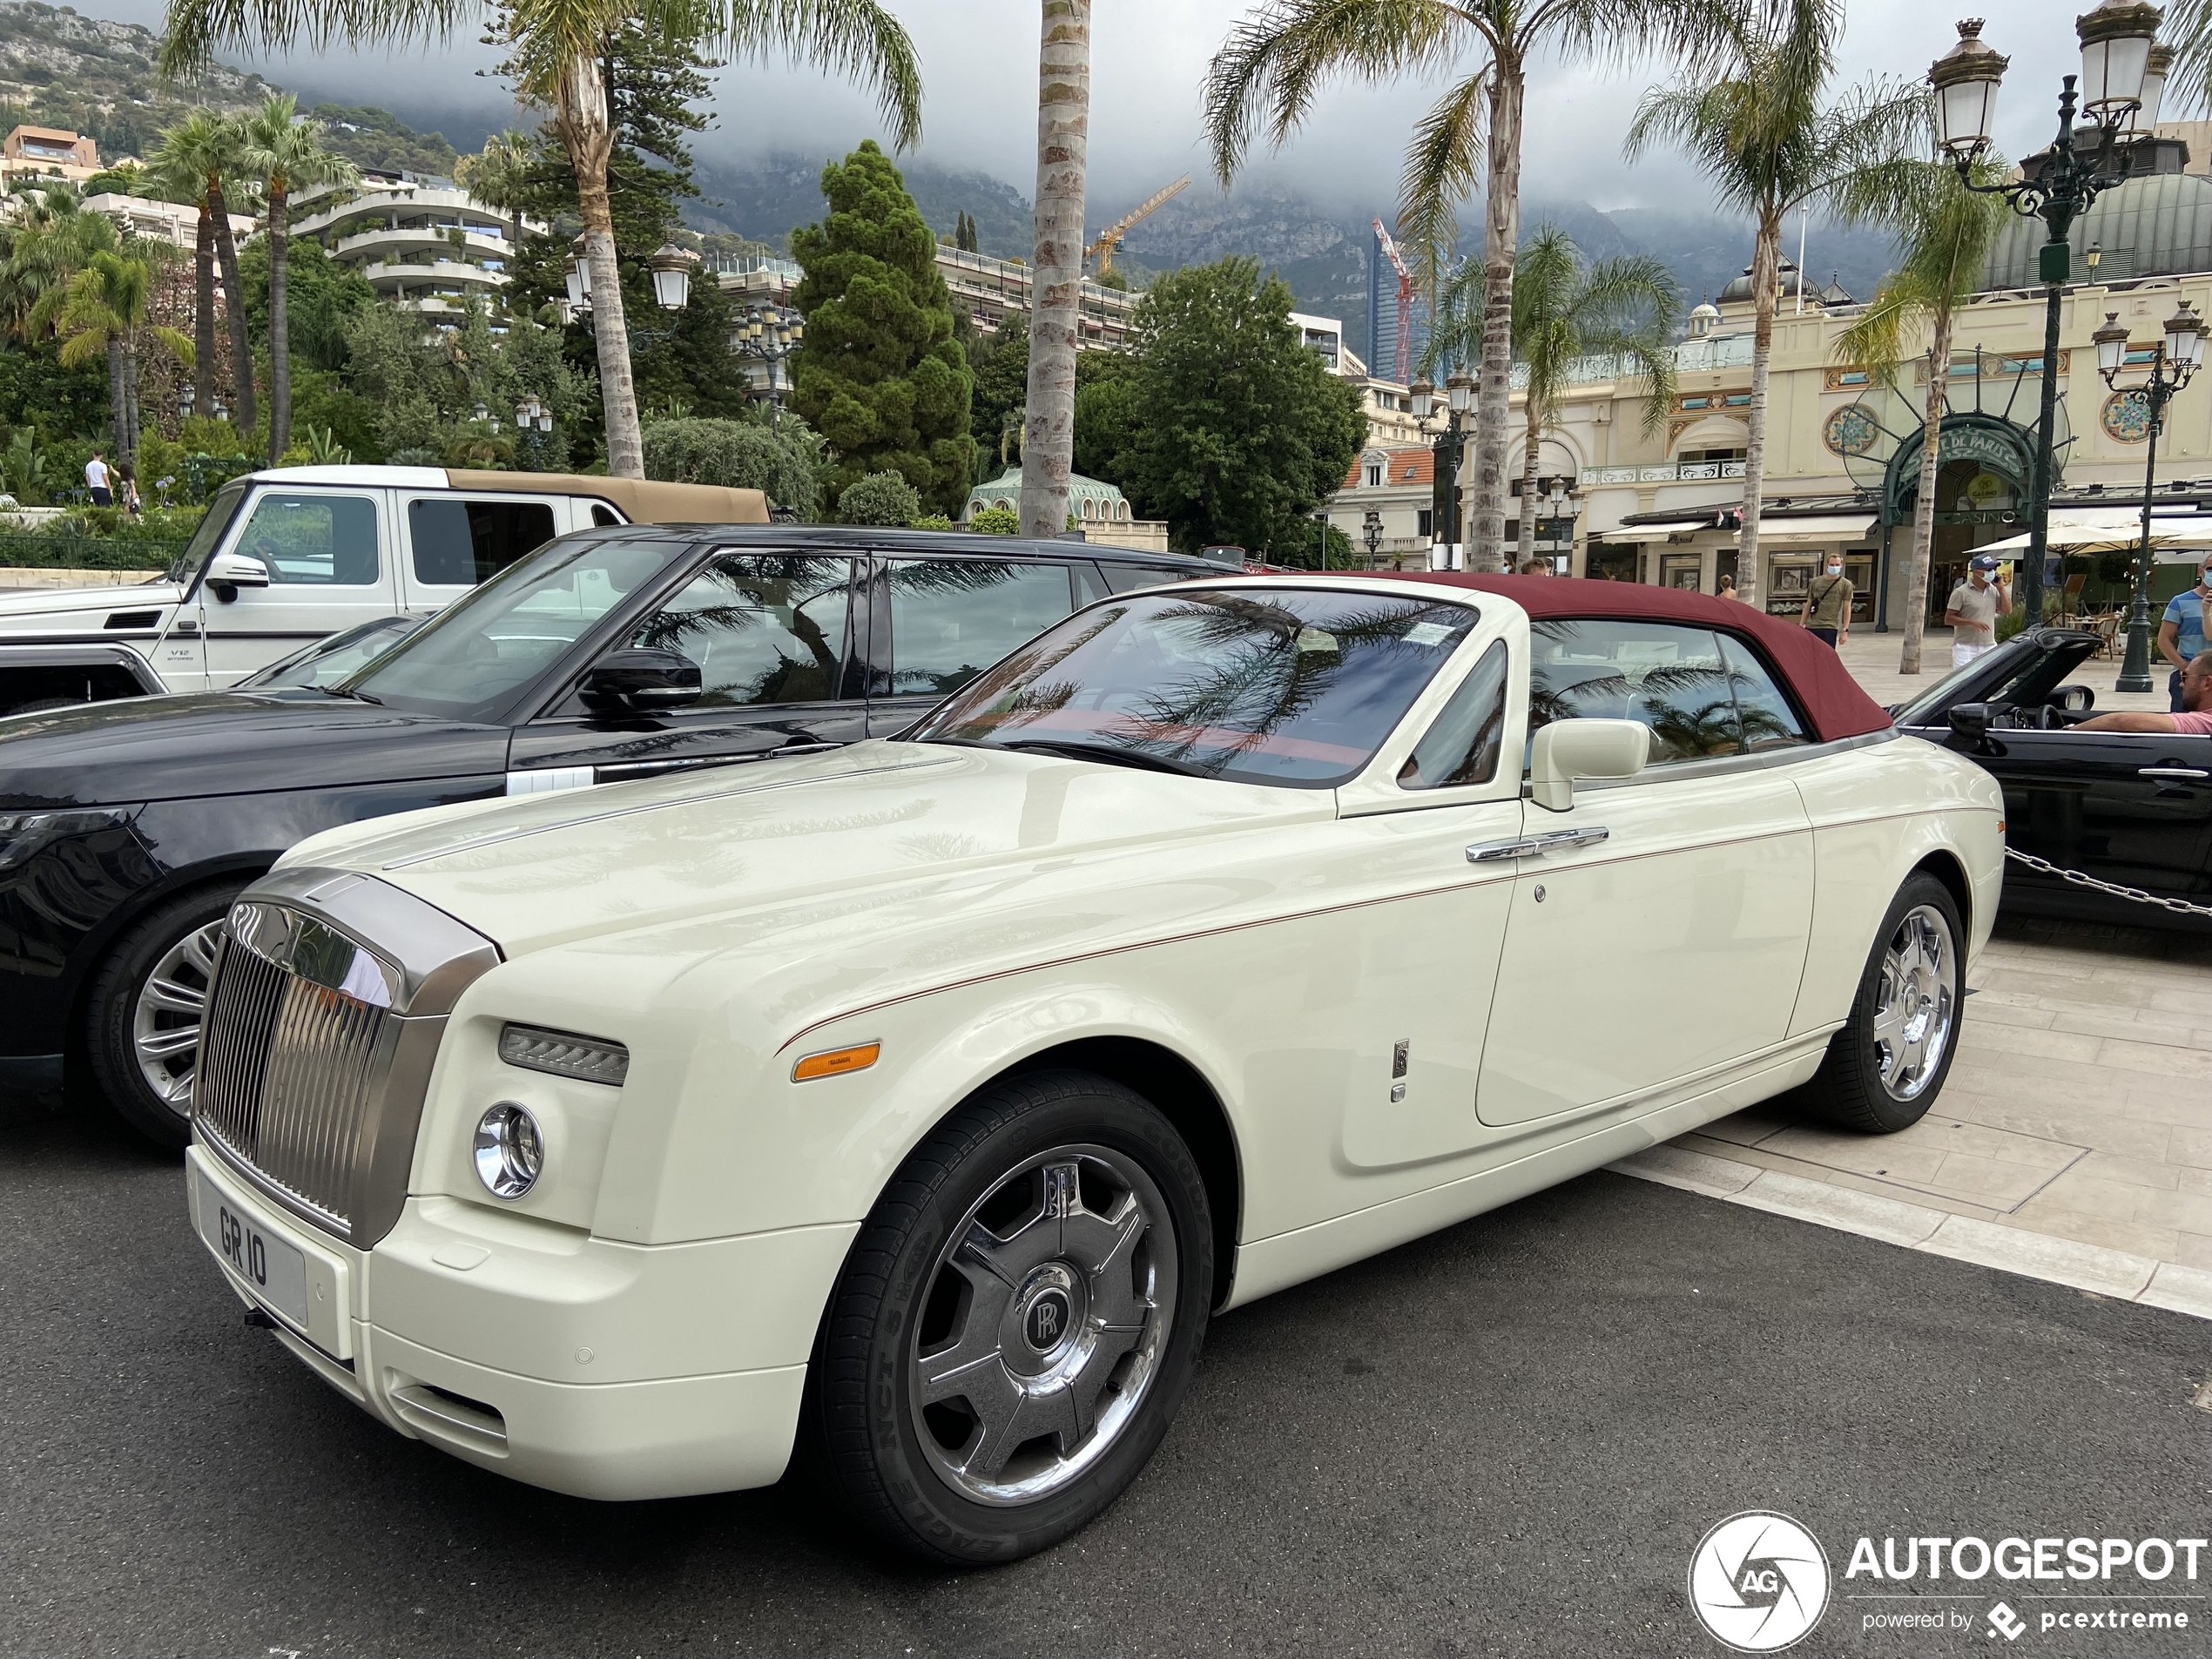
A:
2138;766;2210;780
1466;827;1608;863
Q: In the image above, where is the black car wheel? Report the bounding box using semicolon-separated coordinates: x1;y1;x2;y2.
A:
84;881;249;1150
811;1069;1212;1565
1802;873;1964;1134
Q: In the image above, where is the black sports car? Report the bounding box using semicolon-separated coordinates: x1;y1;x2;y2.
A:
1892;627;2212;927
0;526;1212;1146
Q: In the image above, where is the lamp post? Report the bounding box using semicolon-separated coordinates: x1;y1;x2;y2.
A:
2094;299;2203;691
514;393;556;471
1931;4;2161;637
736;305;805;429
1411;370;1474;569
1361;508;1383;568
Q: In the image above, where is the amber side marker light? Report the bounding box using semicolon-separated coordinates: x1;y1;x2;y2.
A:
792;1042;881;1082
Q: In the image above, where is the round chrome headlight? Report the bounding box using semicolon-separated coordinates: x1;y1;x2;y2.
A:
472;1103;543;1199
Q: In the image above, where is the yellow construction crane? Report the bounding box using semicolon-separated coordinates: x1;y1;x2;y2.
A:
1086;174;1190;280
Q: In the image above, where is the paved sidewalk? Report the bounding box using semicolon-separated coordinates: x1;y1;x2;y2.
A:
1618;916;2212;1318
1832;623;2173;715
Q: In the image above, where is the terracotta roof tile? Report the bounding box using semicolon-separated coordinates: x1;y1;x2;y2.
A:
1341;447;1435;490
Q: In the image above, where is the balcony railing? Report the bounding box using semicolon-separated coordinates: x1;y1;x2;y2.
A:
1507;332;1759;392
1579;460;1748;486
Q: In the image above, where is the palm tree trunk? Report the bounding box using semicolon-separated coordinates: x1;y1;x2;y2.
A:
106;339;125;463
1471;58;1526;574
192;202;215;420
1900;308;1952;676
556;49;643;479
267;178;291;462
1517;395;1542;565
123;335;139;464
1735;213;1781;608
1021;0;1089;539
206;178;255;433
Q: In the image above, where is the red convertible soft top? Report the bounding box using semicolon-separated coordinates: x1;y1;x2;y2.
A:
1352;572;1894;745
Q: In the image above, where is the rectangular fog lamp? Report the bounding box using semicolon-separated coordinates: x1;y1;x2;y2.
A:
498;1023;631;1086
792;1042;881;1082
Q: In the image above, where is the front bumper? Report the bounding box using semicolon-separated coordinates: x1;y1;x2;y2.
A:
186;1143;853;1501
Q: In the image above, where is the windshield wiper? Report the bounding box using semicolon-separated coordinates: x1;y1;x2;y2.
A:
316;685;383;705
994;738;1206;777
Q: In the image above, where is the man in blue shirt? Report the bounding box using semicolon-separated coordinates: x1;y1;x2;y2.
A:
2161;554;2212;711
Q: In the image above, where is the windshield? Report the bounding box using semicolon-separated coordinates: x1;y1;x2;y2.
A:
909;586;1481;787
339;536;677;721
167;480;250;583
1893;633;2094;726
238;616;421;690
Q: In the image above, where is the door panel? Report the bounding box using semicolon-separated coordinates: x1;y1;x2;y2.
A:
509;551;866;787
1984;729;2212;902
1477;771;1815;1125
201;489;394;685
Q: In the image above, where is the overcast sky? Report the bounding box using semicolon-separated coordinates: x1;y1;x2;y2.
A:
102;1;2084;215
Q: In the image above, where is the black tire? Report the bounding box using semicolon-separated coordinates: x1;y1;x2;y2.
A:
84;880;249;1150
810;1069;1212;1565
1801;873;1965;1134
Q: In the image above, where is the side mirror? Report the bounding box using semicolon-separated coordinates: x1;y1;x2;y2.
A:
580;648;703;714
1528;718;1649;812
1946;703;1993;742
205;551;268;602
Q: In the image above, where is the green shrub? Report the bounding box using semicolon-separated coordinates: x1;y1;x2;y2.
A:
0;533;177;571
641;416;826;519
908;511;954;530
968;502;1018;535
838;469;923;528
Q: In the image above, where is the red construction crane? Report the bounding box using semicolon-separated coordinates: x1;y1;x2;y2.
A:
1372;217;1413;384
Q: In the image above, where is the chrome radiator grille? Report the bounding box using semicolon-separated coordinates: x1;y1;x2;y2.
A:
196;934;395;1234
190;873;499;1249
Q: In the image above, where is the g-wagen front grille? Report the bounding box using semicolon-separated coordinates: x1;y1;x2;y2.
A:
192;869;501;1246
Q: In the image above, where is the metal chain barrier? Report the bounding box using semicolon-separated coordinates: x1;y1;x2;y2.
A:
2005;846;2212;919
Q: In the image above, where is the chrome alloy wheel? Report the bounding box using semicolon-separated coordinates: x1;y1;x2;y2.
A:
132;918;225;1117
908;1144;1178;1507
1871;903;1956;1103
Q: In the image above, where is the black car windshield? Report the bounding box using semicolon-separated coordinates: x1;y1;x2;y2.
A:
1893;632;2097;727
909;586;1480;787
167;479;250;583
338;536;676;721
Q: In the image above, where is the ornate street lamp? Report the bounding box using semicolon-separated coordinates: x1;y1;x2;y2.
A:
1413;372;1474;569
1361;508;1383;566
2094;299;2204;691
1932;3;2161;633
650;242;702;312
514;393;555;469
736;304;805;428
563;234;591;313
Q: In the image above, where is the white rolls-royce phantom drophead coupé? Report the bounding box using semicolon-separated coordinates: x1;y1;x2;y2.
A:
184;564;2003;1563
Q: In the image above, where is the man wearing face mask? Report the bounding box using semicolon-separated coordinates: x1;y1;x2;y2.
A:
1798;554;1852;648
1944;553;2012;669
2157;555;2212;711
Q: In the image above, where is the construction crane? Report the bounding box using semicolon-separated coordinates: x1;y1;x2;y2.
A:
1086;174;1190;280
1372;217;1413;384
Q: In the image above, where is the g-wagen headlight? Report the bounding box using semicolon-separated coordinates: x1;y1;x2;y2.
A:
472;1103;543;1200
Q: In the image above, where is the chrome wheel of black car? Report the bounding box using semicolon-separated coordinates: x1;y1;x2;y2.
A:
812;1069;1212;1564
908;1143;1178;1507
86;881;248;1151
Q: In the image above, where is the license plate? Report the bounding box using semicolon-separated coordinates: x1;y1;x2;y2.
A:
197;1171;309;1330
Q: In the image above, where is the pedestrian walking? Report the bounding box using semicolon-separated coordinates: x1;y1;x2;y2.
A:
1943;554;2011;668
1798;555;1852;648
2157;555;2212;711
114;461;141;518
84;450;111;508
1519;557;1550;575
1718;573;1750;604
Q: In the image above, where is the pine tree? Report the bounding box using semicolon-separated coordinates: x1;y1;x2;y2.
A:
792;140;977;516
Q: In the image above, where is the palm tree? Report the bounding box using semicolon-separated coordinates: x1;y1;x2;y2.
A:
162;0;922;481
44;248;194;465
455;127;536;257
1019;0;1089;540
145;118;219;419
145;109;257;432
0;182;116;340
242;93;358;461
1625;1;1922;606
1203;0;1730;572
1422;226;1680;561
1831;155;2009;676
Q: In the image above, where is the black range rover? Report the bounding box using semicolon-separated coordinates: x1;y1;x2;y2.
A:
0;526;1213;1145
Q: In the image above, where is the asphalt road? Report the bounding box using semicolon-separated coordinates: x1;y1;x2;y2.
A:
6;1102;2210;1659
